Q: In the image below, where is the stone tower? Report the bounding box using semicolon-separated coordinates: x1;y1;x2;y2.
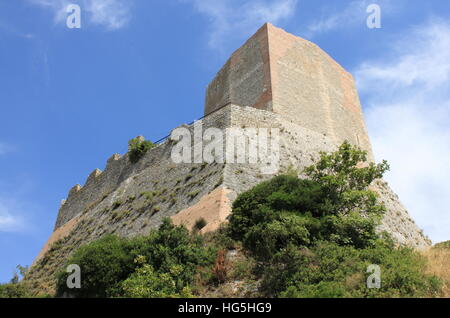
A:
205;23;373;160
33;24;429;280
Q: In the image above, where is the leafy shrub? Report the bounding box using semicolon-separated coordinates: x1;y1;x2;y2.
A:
230;255;257;281
56;235;136;297
128;137;155;163
56;219;215;297
0;282;30;298
434;241;450;249
227;142;441;297
262;240;441;298
120;258;193;298
229;142;389;260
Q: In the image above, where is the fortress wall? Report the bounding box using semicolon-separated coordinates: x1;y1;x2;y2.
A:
36;105;234;264
52;103;429;254
223;105;337;195
373;181;431;249
171;186;234;234
53;105;232;231
33;214;83;266
54;153;129;229
223;105;430;249
39;105;429;270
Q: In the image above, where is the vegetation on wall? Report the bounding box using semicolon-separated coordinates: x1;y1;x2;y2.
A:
128;137;155;164
0;266;31;298
0;282;30;298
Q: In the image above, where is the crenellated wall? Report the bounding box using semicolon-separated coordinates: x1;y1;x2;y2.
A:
55;153;127;229
53;104;233;231
51;104;430;249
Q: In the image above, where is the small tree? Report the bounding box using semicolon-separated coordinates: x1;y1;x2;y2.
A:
228;141;391;259
304;141;390;218
128;137;155;163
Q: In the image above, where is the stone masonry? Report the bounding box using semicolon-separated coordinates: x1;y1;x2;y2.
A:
35;23;430;266
205;23;373;160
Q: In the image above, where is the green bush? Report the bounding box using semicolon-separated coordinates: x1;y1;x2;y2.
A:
227;142;441;297
434;240;450;249
120;261;193;298
243;212;315;259
262;240;441;298
56;219;215;298
128;137;155;163
228;142;389;260
56;235;136;297
0;282;30;298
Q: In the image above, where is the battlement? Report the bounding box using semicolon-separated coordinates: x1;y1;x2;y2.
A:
55;151;129;229
54;104;232;230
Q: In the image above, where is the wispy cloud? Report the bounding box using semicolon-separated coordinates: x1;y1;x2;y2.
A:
0;19;35;39
355;19;450;243
306;0;399;37
184;0;298;51
0;143;14;156
84;0;131;30
29;0;132;30
0;175;38;234
0;198;26;233
0;145;25;233
29;0;71;23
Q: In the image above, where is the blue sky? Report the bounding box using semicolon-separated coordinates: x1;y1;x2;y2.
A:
1;0;449;283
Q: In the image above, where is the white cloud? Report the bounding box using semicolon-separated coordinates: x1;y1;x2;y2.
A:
306;0;398;37
355;19;450;243
29;0;132;30
0;198;26;233
29;0;71;23
0;177;38;234
0;143;13;155
84;0;131;30
185;0;298;51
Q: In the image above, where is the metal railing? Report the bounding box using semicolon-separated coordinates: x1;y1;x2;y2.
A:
153;102;233;144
